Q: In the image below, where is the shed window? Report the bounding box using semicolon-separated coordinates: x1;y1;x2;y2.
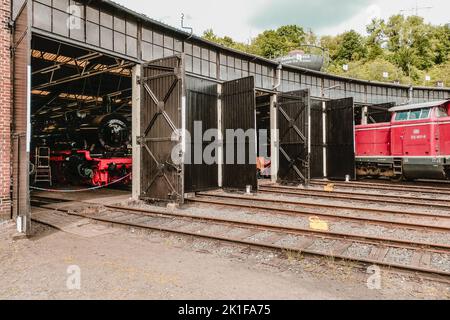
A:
33;2;52;31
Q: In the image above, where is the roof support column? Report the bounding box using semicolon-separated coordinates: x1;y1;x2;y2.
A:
132;65;141;200
270;94;279;183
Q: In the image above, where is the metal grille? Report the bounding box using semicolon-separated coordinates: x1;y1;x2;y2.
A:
139;55;184;203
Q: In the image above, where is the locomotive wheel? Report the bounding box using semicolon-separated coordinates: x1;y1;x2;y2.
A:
390;175;404;182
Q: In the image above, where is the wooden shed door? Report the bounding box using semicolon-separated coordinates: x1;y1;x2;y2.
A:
277;90;310;185
326;97;355;180
222;76;257;191
139;56;184;203
12;1;31;232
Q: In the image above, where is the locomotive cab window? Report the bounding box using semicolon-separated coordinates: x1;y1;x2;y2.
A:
420;108;431;119
395;108;432;121
395;111;409;121
436;106;449;118
409;110;421;120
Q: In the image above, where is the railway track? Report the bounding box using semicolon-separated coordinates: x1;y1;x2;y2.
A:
258;185;450;210
310;179;450;196
189;196;450;233
193;192;450;224
31;196;450;280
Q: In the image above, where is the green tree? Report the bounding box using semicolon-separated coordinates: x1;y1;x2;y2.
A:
366;18;386;60
335;30;367;63
327;58;411;84
428;60;450;87
202;29;249;52
249;25;306;58
384;15;437;72
202;16;450;87
250;30;286;58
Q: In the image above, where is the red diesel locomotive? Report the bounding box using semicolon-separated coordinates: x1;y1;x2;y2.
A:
355;99;450;181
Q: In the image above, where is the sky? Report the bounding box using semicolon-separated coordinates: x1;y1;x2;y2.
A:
114;0;450;43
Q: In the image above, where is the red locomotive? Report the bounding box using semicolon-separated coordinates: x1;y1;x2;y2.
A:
355;100;450;181
32;112;132;187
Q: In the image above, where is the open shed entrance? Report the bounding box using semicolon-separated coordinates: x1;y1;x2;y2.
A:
139;57;258;203
30;36;134;202
256;93;272;180
308;97;356;181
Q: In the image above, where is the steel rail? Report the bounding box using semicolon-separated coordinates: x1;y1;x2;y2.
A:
195;192;450;220
310;180;450;195
188;196;450;233
32;197;450;252
30;199;450;280
259;185;450;210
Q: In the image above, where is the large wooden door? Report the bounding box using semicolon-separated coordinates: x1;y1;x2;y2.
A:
277;90;310;184
139;56;184;203
326;97;355;180
222;77;257;191
12;1;31;232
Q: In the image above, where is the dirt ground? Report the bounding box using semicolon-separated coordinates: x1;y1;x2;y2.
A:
0;220;449;300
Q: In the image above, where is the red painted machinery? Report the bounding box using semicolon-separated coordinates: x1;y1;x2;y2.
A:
51;150;132;187
355;99;450;180
32;113;132;187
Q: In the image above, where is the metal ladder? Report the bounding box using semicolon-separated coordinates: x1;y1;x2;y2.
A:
393;158;403;176
34;147;52;186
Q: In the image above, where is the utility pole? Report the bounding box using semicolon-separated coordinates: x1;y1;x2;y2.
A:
400;0;432;16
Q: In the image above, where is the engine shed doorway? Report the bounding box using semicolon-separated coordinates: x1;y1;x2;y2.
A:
308;97;356;181
29;35;135;209
139;56;259;203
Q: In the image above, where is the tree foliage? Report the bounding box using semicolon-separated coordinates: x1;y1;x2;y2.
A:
334;30;367;62
202;14;450;86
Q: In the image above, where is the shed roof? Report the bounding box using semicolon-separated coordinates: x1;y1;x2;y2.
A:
389;100;450;112
100;0;450;92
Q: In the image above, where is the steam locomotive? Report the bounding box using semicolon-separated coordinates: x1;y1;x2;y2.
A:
355;99;450;181
32;111;132;187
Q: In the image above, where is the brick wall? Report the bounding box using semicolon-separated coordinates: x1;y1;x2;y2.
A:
0;0;11;220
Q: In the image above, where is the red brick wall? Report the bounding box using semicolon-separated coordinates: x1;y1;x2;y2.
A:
0;0;11;219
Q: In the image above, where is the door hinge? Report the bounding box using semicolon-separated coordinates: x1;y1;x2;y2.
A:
7;18;14;30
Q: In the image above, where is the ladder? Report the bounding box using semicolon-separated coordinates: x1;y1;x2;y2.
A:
34;147;52;186
393;158;403;176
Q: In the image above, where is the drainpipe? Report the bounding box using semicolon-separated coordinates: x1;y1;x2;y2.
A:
273;63;282;91
181;13;193;41
270;64;282;182
408;86;413;103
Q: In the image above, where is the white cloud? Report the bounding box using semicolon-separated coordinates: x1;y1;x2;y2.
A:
113;0;450;41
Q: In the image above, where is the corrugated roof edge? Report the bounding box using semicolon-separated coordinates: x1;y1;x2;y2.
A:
102;0;449;91
389;99;450;112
